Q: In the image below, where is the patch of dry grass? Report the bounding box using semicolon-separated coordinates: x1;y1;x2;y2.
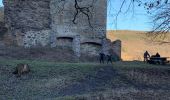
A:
107;30;170;61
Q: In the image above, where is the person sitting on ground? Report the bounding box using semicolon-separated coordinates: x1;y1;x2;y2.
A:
155;52;161;57
107;54;112;64
144;51;150;62
99;52;105;64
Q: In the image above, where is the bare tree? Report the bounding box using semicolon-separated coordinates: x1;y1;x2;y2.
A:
57;0;170;39
139;0;170;43
109;0;170;43
72;0;94;28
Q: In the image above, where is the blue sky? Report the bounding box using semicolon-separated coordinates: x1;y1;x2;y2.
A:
0;0;2;6
0;0;152;31
107;0;152;31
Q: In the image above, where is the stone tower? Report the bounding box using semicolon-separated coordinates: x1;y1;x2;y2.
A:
3;0;121;60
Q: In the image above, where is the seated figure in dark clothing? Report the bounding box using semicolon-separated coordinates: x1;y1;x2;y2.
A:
155;52;160;57
148;52;161;64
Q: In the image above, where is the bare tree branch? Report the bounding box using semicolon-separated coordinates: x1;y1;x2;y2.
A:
72;0;94;28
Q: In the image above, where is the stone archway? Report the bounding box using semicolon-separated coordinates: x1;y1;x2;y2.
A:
56;37;73;48
81;42;102;56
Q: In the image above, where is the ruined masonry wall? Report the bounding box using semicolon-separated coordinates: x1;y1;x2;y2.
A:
3;0;121;59
3;0;107;48
50;0;107;49
112;40;121;60
3;0;51;47
23;30;50;47
73;35;81;58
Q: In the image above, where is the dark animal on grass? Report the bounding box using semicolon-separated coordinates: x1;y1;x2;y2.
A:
13;64;30;77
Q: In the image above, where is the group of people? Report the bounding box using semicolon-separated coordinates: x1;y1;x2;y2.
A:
99;52;112;64
143;51;161;62
99;51;162;64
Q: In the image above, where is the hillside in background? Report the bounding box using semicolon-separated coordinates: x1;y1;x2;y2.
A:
107;30;170;61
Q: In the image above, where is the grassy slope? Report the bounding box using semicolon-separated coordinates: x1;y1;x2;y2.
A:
0;59;170;99
0;59;102;99
107;30;170;61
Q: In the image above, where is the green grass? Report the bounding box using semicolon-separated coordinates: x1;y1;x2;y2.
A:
0;59;170;99
0;59;113;99
113;61;170;69
0;58;105;81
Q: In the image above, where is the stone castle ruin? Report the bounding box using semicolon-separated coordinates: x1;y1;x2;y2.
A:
3;0;121;60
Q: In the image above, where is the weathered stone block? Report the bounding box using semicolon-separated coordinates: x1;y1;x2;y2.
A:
23;30;50;47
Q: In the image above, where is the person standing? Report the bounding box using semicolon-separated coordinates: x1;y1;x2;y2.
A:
144;51;150;62
107;54;112;64
99;52;105;64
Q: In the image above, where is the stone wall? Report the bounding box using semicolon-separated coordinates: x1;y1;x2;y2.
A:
3;0;51;46
3;0;107;48
3;0;121;60
50;0;107;48
73;35;81;59
81;42;102;56
23;30;50;47
4;0;51;32
101;38;112;55
112;40;121;61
